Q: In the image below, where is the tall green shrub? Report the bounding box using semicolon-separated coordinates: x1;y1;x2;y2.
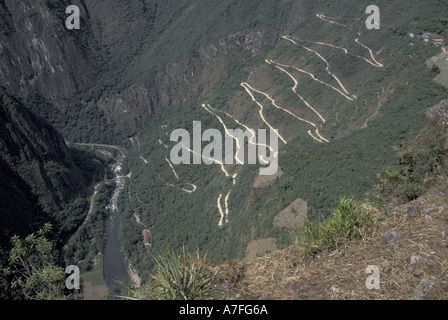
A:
300;197;376;255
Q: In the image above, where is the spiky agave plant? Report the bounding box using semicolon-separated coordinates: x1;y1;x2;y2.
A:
150;246;221;300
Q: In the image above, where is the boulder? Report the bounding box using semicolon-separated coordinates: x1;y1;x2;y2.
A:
410;253;435;265
406;201;420;219
412;279;436;300
428;189;447;197
383;231;399;244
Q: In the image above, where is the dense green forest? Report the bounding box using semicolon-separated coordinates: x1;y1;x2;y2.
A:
115;0;448;276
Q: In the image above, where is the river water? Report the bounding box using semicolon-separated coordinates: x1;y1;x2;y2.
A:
103;151;130;293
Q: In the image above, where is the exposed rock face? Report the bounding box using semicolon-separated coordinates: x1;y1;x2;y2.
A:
96;28;268;128
0;90;72;166
97;84;155;129
427;100;448;126
405;201;420;219
0;1;269;130
410;253;435;265
0;0;98;108
412;279;436;300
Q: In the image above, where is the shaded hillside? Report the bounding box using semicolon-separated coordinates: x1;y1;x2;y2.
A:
0;87;99;298
0;87;92;239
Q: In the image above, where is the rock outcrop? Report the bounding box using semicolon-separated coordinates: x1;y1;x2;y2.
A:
0;0;99;108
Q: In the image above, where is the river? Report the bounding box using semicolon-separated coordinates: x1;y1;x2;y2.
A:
102;150;130;293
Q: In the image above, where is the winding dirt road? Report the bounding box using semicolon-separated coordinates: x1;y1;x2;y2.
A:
316;13;347;28
241;82;328;144
282;36;353;98
265;59;330;119
315;13;383;68
240;82;288;144
204;104;278;164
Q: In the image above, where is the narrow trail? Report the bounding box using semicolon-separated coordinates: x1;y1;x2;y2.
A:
158;138;169;150
164;181;197;194
217;194;225;227
224;190;231;224
130;137;149;165
354;38;384;68
128;190;148;229
316;13;361;36
165;156;180;180
158;130;198;194
316;13;348;28
362;87;392;129
217;190;232;227
307;130;324;143
315;128;329;143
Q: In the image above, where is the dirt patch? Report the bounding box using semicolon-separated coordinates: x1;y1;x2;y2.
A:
127;262;142;288
82;279;108;300
427;47;448;88
253;168;283;189
243;238;278;264
273;198;307;230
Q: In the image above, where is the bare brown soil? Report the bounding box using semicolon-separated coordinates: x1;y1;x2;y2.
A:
208;189;448;300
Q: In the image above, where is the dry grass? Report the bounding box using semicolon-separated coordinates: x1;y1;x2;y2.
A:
207;190;448;300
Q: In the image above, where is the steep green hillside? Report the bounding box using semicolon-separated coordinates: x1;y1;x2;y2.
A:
113;0;448;276
0;87;101;298
0;88;92;239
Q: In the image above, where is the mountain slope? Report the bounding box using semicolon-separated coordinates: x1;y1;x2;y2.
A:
0;86;94;245
117;0;448;272
0;0;447;293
